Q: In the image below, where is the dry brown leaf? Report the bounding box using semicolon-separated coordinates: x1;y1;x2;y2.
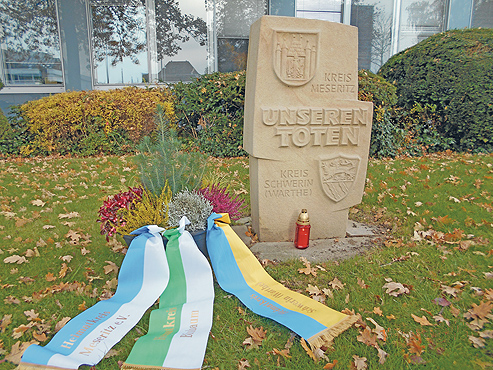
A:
80;247;90;256
357;277;369;289
433;314;450;326
4;296;20;305
323;360;338;369
441;284;460;297
412;314;434;326
238;359;251;370
58;263;68;278
450;305;461;317
352;355;367;370
377;346;388;364
45;272;56;282
103;348;120;358
78;301;87;311
373;307;383;316
12;324;32;339
479;330;493;339
58;211;80;219
3;255;28;264
61;255;73;263
468;301;493;320
329;277;345;290
103;261;119;275
243;326;266;349
408;333;425;355
31;199;46;207
1;314;12;333
23;310;39;321
32;332;48;342
469;335;486;348
300;338;317;362
55;317;71;332
357;327;377;347
298;257;317;277
382;280;409;296
4;340;38;364
366;317;387;341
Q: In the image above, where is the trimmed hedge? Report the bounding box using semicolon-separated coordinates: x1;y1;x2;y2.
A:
16;87;174;156
379;28;493;152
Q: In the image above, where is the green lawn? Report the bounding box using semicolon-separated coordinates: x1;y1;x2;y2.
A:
0;152;492;369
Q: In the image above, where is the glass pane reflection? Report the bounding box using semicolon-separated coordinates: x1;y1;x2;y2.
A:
0;0;63;85
155;0;208;81
91;1;148;84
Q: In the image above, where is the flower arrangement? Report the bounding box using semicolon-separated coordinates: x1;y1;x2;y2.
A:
98;186;143;240
97;104;247;243
198;184;246;221
168;190;213;232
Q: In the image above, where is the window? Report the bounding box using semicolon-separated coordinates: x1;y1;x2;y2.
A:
154;0;208;81
90;0;148;84
0;0;63;86
212;0;267;72
297;0;342;22
350;0;394;72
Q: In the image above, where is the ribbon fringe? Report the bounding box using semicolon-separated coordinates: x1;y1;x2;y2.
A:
17;364;74;370
307;314;360;349
121;364;200;370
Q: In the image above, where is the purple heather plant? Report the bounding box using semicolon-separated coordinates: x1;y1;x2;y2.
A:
198;184;246;221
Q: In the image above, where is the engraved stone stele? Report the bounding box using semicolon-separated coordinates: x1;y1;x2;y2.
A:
244;15;373;242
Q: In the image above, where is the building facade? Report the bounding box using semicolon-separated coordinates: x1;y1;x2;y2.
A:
0;0;492;111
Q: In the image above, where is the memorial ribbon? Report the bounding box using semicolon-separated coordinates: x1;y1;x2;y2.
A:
18;225;170;370
206;213;358;348
18;218;214;370
121;217;214;370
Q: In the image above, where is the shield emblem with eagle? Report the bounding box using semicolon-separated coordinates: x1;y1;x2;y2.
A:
318;155;360;202
273;30;318;86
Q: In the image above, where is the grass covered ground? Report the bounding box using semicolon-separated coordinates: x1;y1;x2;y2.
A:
0;152;491;369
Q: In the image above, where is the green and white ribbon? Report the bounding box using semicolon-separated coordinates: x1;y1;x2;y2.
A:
18;217;214;370
122;218;214;370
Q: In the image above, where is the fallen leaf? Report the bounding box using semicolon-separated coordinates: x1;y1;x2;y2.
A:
103;261;119;275
1;314;12;333
352;355;367;370
45;272;56;282
238;359;251;370
479;330;493;339
300;338;317;362
377;346;388;364
80;248;90;256
298;257;317;277
103;348;120;358
32;332;48;342
4;296;20;304
357;327;377;347
12;324;32;339
323;359;338;369
55;317;71;332
243;326;266;349
366;317;387;341
412;314;434;326
382;280;409;296
357;278;369;289
433;314;450;326
469;335;486;348
3;255;29;264
31;199;45;207
329;277;345;290
408;333;425;355
4;340;38;364
373;307;383;316
61;255;73;263
58;211;80;219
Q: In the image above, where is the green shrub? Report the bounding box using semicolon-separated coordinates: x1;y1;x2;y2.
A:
173;71;247;157
18;87;174;156
358;69;397;107
0;106;33;155
379;28;493;152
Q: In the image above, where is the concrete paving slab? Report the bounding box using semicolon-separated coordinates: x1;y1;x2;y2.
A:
231;220;381;263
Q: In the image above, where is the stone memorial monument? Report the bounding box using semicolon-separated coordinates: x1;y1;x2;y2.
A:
244;15;373;242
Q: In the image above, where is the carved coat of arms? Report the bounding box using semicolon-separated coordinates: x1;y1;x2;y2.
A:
273;31;318;86
318;155;360;202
